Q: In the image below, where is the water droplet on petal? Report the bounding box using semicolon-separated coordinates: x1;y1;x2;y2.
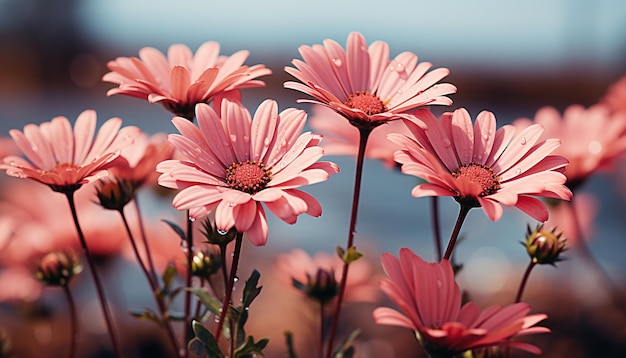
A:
515;168;522;175
395;62;405;72
227;202;236;207
482;133;489;140
442;138;451;148
520;137;526;145
230;134;237;143
180;239;189;252
243;135;250;143
396;89;403;96
263;138;271;147
588;140;602;154
31;145;38;151
332;58;342;67
9;161;16;167
233;276;239;282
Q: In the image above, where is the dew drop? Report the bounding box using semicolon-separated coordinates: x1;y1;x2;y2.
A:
482;133;489;140
332;58;342;67
442;138;451;148
263;138;271;147
396;89;403;95
230;134;237;143
515;168;522;175
243;135;250;143
180;240;189;252
217;229;228;235
588;140;602;154
227;202;236;207
280;139;287;147
520;137;527;145
233;276;239;282
188;217;196;222
9;161;16;167
31;145;38;152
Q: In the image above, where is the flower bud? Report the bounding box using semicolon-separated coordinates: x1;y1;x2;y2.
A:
36;251;82;286
191;249;221;278
293;268;338;303
96;178;136;211
523;224;567;265
199;217;237;246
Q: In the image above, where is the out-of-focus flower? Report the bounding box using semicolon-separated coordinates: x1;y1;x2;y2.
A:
373;248;550;356
275;248;380;303
0;267;42;303
514;104;626;191
0;110;139;193
157;99;340;246
308;105;415;168
112;133;174;189
389;108;572;222
35;251;82;286
103;41;272;120
524;224;568;265
284;32;455;129
545;193;597;247
190;248;221;279
600;76;626;115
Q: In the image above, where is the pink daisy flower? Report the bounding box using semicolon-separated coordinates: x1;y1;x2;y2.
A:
601;76;626;115
373;248;550;356
514;104;626;190
113;132;174;189
388;108;572;222
274;248;380;303
284;32;456;129
103;41;272;120
157;99;340;246
308;105;414;168
0;110;139;193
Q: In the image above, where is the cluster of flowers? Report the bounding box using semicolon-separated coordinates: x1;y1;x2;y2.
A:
0;32;625;358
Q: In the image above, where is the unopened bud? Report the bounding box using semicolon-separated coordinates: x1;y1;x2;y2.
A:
96;178;136;211
36;251;82;286
523;224;567;265
191;249;221;278
293;268;338;303
199;217;237;246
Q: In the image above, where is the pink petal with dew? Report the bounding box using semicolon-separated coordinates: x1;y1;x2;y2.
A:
451;108;475;164
196;103;235;167
492;124;544;174
485;125;516;167
251;99;280;162
224;98;252;163
472;111;497;165
172;185;224;210
245;207;268;246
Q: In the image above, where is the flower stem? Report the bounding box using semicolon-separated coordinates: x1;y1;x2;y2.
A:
183;211;194;357
64;190;121;358
431;197;443;261
319;300;325;358
214;232;244;348
326;127;371;358
515;261;536;303
133;197;158;284
443;204;471;260
62;284;78;358
117;209;181;356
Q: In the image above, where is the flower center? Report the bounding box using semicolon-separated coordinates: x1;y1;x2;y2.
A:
225;160;272;194
452;163;501;197
344;91;386;115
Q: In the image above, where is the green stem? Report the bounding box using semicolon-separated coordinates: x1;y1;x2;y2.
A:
64;190;121;358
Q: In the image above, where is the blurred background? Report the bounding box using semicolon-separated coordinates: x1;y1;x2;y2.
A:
0;0;625;357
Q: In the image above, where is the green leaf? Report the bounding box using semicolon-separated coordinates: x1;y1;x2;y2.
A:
190;320;224;358
162;219;187;242
333;329;360;358
284;331;298;358
241;270;262;308
187;287;223;316
160;263;178;294
129;308;159;323
234;336;269;358
337;246;363;265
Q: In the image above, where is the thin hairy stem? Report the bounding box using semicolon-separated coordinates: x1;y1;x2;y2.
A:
515;261;536;303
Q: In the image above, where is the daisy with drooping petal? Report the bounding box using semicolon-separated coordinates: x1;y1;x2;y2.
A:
157;99;339;246
513;104;626;191
0;109;139;193
373;248;550;357
103;41;272;120
284;32;456;129
389;108;572;259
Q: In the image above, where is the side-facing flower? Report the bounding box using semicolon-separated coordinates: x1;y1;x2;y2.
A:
284;32;456;129
111;132;174;189
600;76;626;115
513;104;626;191
0;110;139;193
103;41;272;120
308;105;414;168
157;99;340;246
388;108;572;222
373;248;550;356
